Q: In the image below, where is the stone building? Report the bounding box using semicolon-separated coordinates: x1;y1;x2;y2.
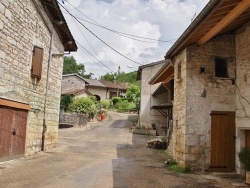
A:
99;80;128;99
62;74;128;100
0;0;77;160
61;74;92;98
137;60;171;132
149;0;250;174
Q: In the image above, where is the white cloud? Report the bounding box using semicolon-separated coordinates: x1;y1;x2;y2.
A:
62;0;209;78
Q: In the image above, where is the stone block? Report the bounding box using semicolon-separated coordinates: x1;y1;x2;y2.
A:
0;3;4;14
4;8;11;20
0;20;3;30
0;67;4;77
0;50;6;59
185;134;199;146
190;146;202;154
184;153;197;161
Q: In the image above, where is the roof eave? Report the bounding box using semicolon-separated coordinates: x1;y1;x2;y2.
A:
41;0;77;52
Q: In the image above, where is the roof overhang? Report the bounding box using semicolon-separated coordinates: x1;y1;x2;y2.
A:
149;61;174;85
136;60;167;80
165;0;250;59
41;0;77;52
151;103;173;110
152;83;169;97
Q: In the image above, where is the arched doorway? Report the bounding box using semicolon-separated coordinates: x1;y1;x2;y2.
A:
94;95;101;101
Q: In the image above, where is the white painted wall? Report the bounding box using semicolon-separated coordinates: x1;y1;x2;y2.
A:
139;62;168;129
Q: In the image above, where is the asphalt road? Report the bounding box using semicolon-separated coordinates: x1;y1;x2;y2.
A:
0;111;243;188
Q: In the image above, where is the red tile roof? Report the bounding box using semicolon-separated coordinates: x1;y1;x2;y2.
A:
62;89;92;96
99;80;128;90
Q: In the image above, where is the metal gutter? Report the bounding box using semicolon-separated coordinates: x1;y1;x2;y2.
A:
148;59;172;85
33;0;53;151
136;59;168;80
165;0;223;59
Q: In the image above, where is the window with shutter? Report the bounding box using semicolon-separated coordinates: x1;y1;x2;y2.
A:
31;46;43;79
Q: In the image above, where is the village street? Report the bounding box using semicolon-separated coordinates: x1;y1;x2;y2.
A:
0;112;242;188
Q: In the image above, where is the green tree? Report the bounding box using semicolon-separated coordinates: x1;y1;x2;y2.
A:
125;85;140;103
100;72;115;82
60;94;73;111
63;56;93;78
100;71;138;84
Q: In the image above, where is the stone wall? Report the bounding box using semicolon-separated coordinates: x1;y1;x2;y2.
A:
62;113;88;127
173;34;236;170
235;22;250;173
0;0;64;154
139;62;169;129
62;75;85;93
172;49;187;164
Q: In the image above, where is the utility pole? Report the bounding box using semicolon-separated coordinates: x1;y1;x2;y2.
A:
116;66;120;97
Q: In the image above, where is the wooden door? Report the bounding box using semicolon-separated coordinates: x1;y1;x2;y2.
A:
0;107;13;157
246;130;250;149
11;108;28;156
0;106;28;159
210;111;235;171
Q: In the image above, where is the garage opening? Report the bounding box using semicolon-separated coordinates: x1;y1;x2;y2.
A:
0;98;30;161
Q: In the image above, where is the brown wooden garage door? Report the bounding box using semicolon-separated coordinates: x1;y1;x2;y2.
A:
0;106;28;159
210;111;235;172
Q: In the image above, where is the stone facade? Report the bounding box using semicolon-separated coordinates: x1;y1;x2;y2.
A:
172;34;236;170
0;0;65;155
235;22;250;173
61;75;86;94
139;62;169;129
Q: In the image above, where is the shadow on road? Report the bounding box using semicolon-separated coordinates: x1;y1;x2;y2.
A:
109;120;130;128
109;114;138;129
111;114;167;188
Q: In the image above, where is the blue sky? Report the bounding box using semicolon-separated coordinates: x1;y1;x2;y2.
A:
62;0;209;78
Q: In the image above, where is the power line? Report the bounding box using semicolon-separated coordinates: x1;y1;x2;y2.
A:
74;21;115;72
33;0;115;74
63;0;176;43
74;40;115;73
58;1;143;65
64;5;115;73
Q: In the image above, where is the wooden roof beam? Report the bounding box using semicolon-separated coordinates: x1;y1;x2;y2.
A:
198;0;250;45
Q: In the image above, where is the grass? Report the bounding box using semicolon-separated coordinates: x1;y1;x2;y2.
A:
166;159;191;173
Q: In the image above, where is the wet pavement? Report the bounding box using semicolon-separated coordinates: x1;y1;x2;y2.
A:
0;111;247;188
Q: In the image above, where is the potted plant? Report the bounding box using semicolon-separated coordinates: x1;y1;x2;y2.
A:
238;147;250;185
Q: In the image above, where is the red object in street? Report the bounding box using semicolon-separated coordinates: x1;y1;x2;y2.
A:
100;113;105;121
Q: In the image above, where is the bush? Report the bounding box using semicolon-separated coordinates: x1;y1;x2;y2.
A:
72;97;97;118
238;147;250;171
112;97;121;105
166;159;191;173
125;84;140;103
100;99;111;109
60;94;73;111
115;100;136;112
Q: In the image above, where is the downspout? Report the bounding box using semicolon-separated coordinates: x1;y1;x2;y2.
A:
32;0;53;151
41;34;53;151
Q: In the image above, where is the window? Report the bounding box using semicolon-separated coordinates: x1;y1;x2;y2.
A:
170;79;174;100
31;46;43;79
177;62;181;80
215;58;228;78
